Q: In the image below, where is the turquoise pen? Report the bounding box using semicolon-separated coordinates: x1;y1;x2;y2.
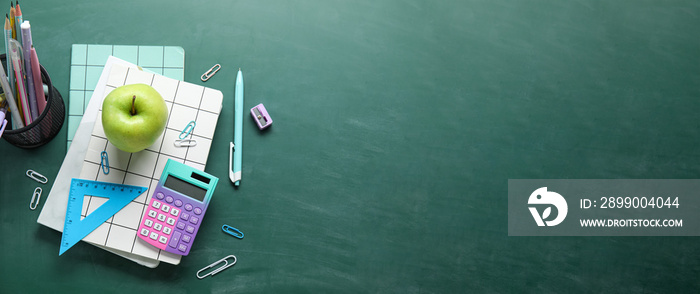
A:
229;69;244;185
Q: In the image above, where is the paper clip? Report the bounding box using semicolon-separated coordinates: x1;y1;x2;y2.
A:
174;139;197;147
222;224;244;239
26;170;48;184
179;121;196;140
100;151;110;174
196;255;237;279
30;187;42;210
201;64;221;82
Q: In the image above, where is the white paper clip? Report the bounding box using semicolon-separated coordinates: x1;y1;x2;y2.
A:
179;121;196;140
174;139;197;147
201;64;221;82
30;187;42;210
100;151;110;174
196;255;237;279
26;170;48;184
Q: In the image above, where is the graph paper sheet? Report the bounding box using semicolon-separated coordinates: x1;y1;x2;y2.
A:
79;63;223;265
68;44;185;151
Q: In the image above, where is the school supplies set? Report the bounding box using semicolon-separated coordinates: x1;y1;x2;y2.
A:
29;35;268;273
37;56;226;268
1;2;65;148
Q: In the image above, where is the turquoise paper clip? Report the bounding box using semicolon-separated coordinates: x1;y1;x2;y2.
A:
222;224;244;239
179;121;196;140
100;151;109;174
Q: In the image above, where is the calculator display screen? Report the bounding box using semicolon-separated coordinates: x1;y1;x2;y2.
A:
164;175;207;202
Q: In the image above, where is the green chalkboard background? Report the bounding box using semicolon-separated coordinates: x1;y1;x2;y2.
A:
1;0;699;292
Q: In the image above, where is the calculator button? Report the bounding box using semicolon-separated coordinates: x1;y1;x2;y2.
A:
178;244;187;252
181;234;191;243
170;208;180;217
158;236;168;244
189;216;199;225
167;217;176;226
186;225;195;234
149;232;158;240
176;221;186;230
163;227;172;235
148;210;157;218
144;219;153;227
152;201;161;209
156;192;164;200
174;200;183;207
193;207;203;215
153;223;163;231
157;214;167;222
165;196;174;203
140;228;149;236
184;204;193;211
181;213;190;221
169;231;181;248
161;205;170;213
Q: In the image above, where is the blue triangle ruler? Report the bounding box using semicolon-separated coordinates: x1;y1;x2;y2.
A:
59;178;147;256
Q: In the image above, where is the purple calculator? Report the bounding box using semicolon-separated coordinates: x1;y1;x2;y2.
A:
137;159;219;255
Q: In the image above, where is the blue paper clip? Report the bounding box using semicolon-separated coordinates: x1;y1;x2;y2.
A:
222;224;244;239
179;121;196;140
100;151;110;174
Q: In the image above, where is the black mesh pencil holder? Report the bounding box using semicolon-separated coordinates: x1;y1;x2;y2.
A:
1;54;65;148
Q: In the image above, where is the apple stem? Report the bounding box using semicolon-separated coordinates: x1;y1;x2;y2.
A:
131;95;137;116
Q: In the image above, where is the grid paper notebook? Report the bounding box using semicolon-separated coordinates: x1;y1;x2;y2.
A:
78;63;222;265
68;44;185;151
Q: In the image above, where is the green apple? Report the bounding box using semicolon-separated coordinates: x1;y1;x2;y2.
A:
102;83;168;153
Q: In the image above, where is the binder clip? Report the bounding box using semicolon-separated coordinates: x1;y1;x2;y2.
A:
196;255;237;279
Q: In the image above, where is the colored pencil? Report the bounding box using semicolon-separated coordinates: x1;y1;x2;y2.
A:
9;3;14;40
13;1;21;42
31;47;45;114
